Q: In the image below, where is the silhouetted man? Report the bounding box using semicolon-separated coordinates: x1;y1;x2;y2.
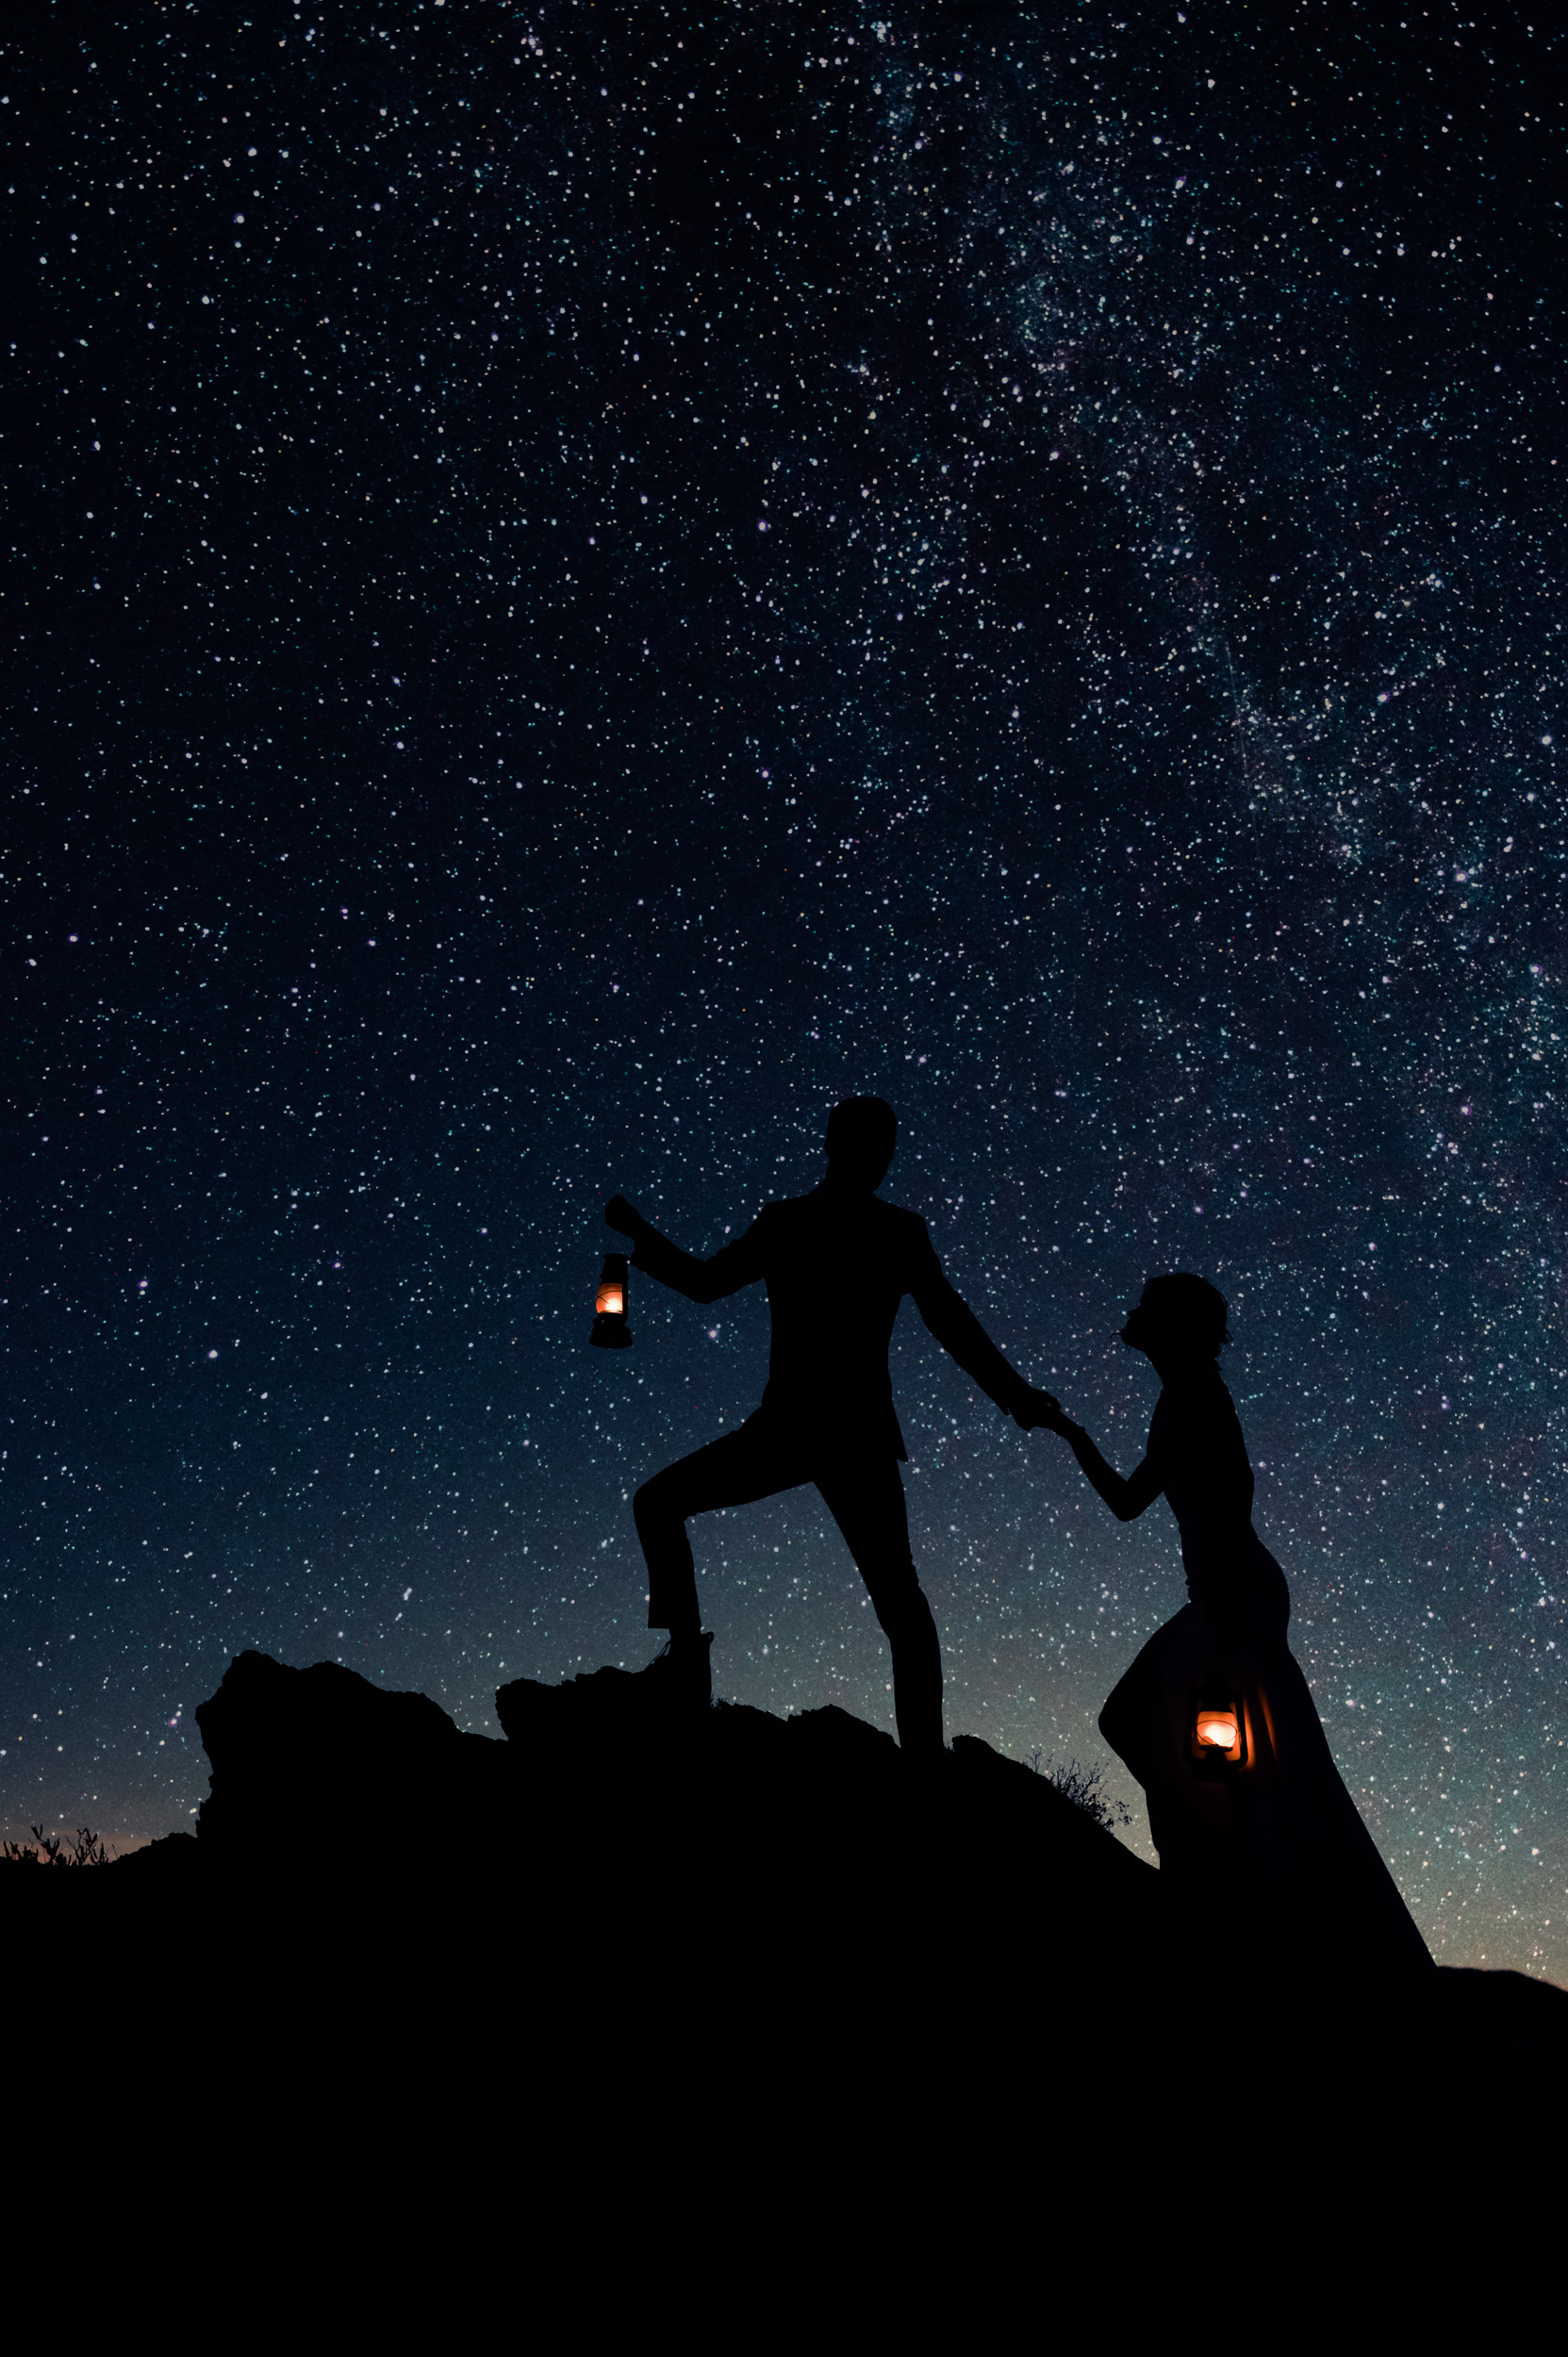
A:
605;1096;1047;1756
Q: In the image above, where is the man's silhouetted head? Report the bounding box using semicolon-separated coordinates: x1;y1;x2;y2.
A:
824;1096;897;1195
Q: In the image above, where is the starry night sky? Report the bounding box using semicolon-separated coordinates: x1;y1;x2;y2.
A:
5;1;1564;1977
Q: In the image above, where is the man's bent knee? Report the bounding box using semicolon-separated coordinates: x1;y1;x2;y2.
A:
633;1474;675;1532
865;1575;935;1642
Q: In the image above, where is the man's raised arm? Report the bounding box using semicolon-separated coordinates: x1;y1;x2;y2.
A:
908;1225;1043;1429
605;1195;768;1307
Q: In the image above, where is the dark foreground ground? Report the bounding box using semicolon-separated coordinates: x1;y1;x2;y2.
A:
10;1650;1565;2244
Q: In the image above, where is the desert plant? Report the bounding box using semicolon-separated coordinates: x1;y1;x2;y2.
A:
1;1825;111;1868
1026;1751;1134;1833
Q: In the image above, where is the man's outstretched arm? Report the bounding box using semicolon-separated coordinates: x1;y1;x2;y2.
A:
605;1195;768;1306
908;1231;1046;1429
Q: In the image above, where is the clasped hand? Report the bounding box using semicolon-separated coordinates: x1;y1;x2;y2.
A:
1013;1385;1073;1437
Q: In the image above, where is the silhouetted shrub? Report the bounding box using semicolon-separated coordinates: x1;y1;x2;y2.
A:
1027;1753;1134;1833
1;1825;112;1868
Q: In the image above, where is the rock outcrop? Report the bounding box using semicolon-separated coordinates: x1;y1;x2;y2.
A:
11;1650;1566;2097
193;1648;510;1865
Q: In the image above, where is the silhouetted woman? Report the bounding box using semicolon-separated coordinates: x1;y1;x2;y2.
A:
1035;1275;1432;1987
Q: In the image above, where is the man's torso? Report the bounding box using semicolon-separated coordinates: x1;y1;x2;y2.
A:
750;1192;931;1457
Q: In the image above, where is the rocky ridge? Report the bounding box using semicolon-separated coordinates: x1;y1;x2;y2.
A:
15;1649;1568;2090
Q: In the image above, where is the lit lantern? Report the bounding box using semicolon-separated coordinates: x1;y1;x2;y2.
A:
1190;1682;1246;1777
589;1251;633;1350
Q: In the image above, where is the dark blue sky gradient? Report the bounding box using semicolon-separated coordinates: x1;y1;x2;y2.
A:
5;1;1565;1977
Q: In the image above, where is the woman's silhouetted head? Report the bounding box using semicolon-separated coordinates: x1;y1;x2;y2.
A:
824;1096;897;1194
1121;1273;1230;1364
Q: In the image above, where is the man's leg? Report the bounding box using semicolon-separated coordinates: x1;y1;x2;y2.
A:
634;1419;807;1639
814;1458;943;1758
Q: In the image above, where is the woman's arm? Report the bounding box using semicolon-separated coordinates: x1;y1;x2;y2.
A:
1062;1423;1165;1523
1018;1391;1164;1520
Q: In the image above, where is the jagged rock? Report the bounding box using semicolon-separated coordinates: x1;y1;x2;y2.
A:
8;1646;1556;2091
194;1648;510;1867
1431;1967;1568;2062
116;1829;203;1883
491;1664;1197;2033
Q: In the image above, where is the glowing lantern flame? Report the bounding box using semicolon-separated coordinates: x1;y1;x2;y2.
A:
1190;1684;1246;1773
589;1251;633;1349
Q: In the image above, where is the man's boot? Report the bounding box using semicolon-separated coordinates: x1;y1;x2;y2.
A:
643;1629;714;1713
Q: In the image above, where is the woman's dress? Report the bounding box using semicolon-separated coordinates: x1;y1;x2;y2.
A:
1098;1368;1433;1986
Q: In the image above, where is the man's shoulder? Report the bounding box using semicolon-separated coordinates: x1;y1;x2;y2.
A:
735;1196;801;1246
867;1197;933;1254
762;1194;930;1248
869;1195;926;1230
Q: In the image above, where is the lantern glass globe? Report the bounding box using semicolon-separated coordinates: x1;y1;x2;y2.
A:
590;1251;633;1349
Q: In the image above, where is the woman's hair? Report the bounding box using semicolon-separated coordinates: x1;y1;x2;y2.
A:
1123;1272;1230;1359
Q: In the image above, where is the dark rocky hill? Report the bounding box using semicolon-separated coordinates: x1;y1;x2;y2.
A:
13;1649;1567;2110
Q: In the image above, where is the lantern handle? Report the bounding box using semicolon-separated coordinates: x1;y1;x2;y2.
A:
605;1194;649;1244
